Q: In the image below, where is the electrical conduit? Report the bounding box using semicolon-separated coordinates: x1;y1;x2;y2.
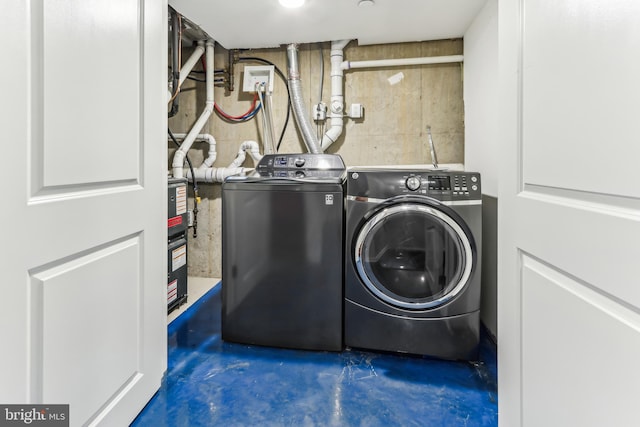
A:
287;44;323;154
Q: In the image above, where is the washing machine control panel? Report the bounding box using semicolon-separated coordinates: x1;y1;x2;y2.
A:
405;176;421;191
255;154;347;179
258;154;345;171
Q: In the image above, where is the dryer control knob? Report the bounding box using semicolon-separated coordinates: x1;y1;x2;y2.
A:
406;176;421;191
294;158;306;167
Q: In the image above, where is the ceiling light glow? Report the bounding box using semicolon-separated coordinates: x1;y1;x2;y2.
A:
279;0;306;8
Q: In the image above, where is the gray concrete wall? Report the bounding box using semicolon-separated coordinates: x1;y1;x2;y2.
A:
169;39;465;278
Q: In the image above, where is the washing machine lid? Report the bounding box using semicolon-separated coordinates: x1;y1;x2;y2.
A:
354;201;475;310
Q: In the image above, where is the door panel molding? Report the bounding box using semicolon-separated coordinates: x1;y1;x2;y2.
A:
521;254;640;426
1;2;166;423
516;193;640;309
28;234;143;408
522;184;640;217
500;0;640;425
520;0;640;199
29;0;144;195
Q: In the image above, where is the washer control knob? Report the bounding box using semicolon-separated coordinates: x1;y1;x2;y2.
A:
406;176;421;191
471;184;478;191
294;157;306;167
471;176;478;183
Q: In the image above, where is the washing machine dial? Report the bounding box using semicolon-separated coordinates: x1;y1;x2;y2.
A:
406;176;421;191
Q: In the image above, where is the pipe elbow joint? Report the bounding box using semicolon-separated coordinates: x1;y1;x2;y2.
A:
172;150;185;169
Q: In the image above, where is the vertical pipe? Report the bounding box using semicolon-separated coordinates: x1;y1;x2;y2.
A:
287;44;322;154
172;40;215;178
321;39;350;150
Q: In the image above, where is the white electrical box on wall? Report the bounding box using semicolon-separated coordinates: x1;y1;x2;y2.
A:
349;103;364;119
242;65;275;93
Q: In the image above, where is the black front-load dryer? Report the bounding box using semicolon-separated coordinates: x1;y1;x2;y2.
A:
344;167;482;360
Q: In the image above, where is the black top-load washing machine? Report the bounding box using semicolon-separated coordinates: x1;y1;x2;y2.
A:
344;168;482;360
221;154;346;352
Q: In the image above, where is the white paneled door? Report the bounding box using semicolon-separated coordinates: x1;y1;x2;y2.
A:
499;0;640;426
0;1;167;426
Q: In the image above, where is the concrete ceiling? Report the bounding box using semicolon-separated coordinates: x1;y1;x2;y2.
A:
168;0;487;49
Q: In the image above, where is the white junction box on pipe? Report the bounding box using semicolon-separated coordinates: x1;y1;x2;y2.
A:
243;65;275;93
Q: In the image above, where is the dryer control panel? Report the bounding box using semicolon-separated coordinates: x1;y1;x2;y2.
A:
406;174;480;199
347;168;481;202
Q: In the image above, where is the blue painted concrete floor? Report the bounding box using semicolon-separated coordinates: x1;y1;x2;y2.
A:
132;284;497;426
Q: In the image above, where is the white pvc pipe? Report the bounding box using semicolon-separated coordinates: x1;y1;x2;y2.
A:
167;42;206;104
321;40;350;150
171;133;217;169
178;42;206;87
172;41;215;179
198;134;217;169
228;141;263;168
341;54;464;70
184;167;248;183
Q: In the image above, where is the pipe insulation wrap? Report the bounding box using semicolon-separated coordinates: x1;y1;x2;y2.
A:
287;44;322;154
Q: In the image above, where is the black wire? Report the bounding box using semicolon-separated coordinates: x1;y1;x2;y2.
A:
187;75;226;83
189;69;226;74
238;57;291;150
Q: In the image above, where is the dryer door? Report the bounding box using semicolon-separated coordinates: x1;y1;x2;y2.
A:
354;201;475;310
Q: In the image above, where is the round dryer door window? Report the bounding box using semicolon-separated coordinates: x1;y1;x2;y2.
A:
354;202;474;310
